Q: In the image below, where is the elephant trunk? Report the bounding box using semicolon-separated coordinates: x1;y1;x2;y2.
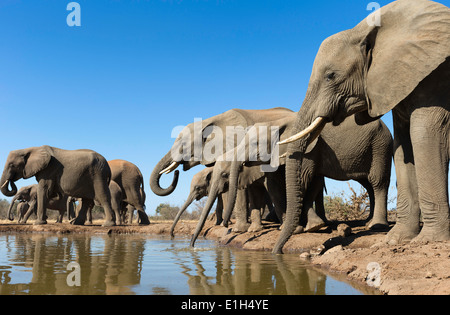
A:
1;168;17;197
272;117;312;254
222;158;240;227
150;152;180;196
190;184;219;247
170;193;196;238
7;195;19;221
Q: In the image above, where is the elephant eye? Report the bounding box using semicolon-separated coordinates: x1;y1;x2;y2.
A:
326;72;336;81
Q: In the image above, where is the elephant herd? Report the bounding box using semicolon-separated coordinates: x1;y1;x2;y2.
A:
1;0;449;254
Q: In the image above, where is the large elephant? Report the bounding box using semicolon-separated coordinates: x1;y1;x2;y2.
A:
274;0;450;253
108;159;149;225
150;107;294;196
224;113;393;236
6;184;75;223
0;145;119;226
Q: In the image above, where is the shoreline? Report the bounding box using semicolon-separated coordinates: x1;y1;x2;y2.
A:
0;220;448;295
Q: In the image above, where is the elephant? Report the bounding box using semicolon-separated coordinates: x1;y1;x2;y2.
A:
170;167;227;237
76;180;123;225
189;154;283;247
0;145;120;226
150;107;294;196
15;201;30;223
222;112;392;236
108;159;149;225
6;184;76;223
274;0;450;253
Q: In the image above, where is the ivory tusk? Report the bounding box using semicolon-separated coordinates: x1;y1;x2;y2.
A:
279;152;287;159
278;117;326;145
159;161;180;175
1;181;8;189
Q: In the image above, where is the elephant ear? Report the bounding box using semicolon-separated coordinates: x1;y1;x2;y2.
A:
238;165;264;189
23;147;52;179
359;0;450;117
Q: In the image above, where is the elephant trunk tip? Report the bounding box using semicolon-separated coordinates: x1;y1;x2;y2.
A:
1;180;17;197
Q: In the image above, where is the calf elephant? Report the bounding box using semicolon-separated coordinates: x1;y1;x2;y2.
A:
7;184;75;223
15;201;30;223
0;145;119;226
277;0;450;252
150;107;294;196
109;159;149;225
170;167;227;237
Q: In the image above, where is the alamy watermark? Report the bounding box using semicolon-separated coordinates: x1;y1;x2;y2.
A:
367;2;381;26
66;262;81;287
66;2;81;27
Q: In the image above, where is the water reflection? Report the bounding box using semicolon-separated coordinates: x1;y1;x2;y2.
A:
0;234;367;295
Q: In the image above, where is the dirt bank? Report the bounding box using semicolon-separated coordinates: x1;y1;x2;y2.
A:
0;219;448;295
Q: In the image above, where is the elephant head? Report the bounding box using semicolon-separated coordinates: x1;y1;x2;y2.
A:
170;167;213;237
273;0;450;253
150;107;294;196
6;184;37;221
1;147;51;197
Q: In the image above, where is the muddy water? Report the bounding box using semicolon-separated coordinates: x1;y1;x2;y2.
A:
0;234;371;295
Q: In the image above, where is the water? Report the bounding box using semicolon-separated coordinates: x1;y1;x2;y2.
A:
0;234;372;295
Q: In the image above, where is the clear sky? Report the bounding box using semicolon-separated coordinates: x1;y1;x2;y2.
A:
1;0;449;215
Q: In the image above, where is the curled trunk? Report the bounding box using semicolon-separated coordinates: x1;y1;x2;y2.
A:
150;152;180;196
1;180;17;197
170;194;195;238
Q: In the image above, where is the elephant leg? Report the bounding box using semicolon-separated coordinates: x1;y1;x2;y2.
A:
56;210;64;223
265;171;286;224
215;194;224;226
34;184;47;225
232;189;250;233
410;107;450;242
23;200;36;224
247;186;264;233
93;180;118;226
304;176;326;232
386;109;420;244
72;199;94;225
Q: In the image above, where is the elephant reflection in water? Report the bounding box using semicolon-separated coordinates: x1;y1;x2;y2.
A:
173;248;327;295
0;235;146;295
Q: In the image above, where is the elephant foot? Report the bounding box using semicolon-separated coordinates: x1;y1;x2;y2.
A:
411;225;450;243
71;218;85;226
138;212;151;225
304;208;326;233
232;221;250;233
366;218;389;231
248;223;263;233
103;220;116;227
385;223;419;245
293;225;305;235
33;220;47;225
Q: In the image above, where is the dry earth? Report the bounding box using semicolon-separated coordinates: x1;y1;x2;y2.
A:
0;219;448;295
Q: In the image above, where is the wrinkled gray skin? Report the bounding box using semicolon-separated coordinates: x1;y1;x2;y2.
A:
109;159;149;225
275;0;450;253
7;184;76;223
76;180;123;224
189;157;277;247
15;201;30;223
170;167;233;237
0;145;119;226
150;107;294;196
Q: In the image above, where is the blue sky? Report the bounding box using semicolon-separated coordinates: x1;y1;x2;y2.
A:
1;0;449;215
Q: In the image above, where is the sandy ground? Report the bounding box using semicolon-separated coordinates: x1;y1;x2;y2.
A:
0;219;448;295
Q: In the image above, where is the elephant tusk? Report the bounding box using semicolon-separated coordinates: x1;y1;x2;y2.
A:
279;152;287;159
1;181;8;189
159;161;180;175
278;117;326;145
